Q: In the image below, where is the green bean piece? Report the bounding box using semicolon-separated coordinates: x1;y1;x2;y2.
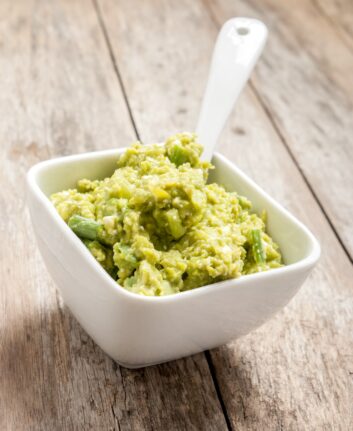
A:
251;229;265;264
68;215;101;240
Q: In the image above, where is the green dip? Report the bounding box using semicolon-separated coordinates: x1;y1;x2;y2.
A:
51;133;282;296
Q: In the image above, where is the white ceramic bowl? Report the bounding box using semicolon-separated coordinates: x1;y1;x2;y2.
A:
27;149;320;368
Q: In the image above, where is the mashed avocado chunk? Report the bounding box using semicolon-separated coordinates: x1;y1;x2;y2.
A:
51;133;282;296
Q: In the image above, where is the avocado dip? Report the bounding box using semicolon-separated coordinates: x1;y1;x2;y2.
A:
51;133;283;296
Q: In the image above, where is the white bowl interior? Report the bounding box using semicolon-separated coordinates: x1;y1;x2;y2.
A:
32;150;315;268
35;152;119;196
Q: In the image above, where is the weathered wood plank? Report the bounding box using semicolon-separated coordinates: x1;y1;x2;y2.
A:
205;0;353;260
97;0;353;428
0;1;227;429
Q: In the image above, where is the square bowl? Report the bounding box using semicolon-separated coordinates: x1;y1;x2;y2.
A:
27;148;320;368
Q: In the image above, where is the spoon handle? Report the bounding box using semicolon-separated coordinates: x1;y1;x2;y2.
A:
196;18;268;162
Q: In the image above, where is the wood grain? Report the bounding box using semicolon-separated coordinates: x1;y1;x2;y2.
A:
2;0;353;429
312;0;353;50
97;0;353;429
0;1;227;429
206;0;353;261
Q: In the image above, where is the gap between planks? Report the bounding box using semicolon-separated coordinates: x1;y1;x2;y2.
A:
91;0;232;428
92;0;141;141
205;351;234;431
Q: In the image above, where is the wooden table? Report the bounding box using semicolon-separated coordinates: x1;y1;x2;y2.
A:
1;0;352;429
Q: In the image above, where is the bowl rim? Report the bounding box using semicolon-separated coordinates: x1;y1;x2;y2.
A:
27;148;321;304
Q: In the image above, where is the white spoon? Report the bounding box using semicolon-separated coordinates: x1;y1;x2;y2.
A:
196;18;268;162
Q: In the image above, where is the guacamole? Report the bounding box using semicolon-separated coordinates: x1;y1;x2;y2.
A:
51;133;282;296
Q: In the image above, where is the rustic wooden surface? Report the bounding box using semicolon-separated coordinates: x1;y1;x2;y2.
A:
1;0;352;429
